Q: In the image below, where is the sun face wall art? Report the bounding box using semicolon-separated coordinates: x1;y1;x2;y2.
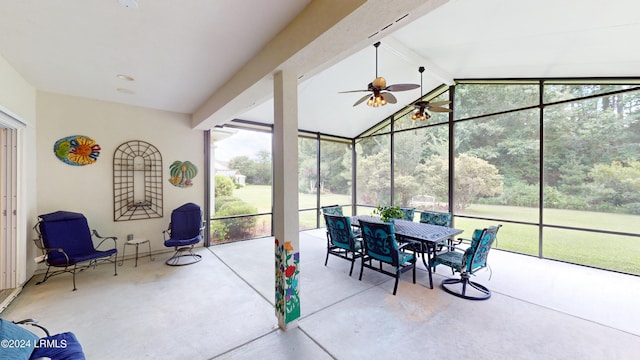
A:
53;135;101;166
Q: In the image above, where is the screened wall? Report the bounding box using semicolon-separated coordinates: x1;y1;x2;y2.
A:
209;79;640;276
354;80;640;275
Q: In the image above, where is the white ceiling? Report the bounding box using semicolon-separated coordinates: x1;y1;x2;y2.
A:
2;0;640;138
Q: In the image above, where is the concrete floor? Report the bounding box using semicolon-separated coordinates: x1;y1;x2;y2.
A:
2;229;639;359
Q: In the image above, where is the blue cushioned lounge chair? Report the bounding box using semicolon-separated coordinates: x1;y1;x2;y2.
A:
34;211;118;291
163;203;204;266
2;318;86;360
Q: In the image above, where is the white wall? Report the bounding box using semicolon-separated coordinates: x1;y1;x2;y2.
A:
0;54;39;283
36;92;205;256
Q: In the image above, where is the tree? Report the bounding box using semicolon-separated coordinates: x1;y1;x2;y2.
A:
229;156;257;183
589;160;640;207
414;155;449;204
454;154;503;210
298;137;317;193
319;141;351;195
356;149;390;205
394;174;419;206
415;154;503;210
229;152;272;185
253;150;272;185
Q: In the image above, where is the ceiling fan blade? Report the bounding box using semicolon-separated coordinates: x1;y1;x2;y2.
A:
427;100;452;106
427;106;453;112
382;92;397;104
353;93;372;106
339;89;370;93
386;83;420;92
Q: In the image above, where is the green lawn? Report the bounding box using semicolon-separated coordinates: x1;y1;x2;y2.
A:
231;185;273;213
228;185;640;274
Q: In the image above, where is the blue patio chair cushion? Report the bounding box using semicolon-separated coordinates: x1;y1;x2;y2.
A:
400;207;415;221
164;203;203;247
37;211;116;266
0;318;39;360
466;228;495;271
433;228;496;273
333;238;362;251
325;215;360;250
359;219;416;295
29;332;85;360
419;211;452;227
321;205;343;216
360;221;401;264
432;250;463;272
398;251;415;265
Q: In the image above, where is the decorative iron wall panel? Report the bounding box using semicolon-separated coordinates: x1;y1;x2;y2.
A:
113;140;163;221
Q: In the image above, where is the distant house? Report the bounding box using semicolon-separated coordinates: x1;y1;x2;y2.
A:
215;161;246;186
216;169;246;186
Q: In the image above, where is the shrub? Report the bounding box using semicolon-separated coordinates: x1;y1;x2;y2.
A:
215;175;234;197
622;203;640;215
214;196;241;212
502;181;538;207
211;200;258;241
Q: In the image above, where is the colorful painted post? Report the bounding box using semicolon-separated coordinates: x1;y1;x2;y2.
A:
275;238;300;324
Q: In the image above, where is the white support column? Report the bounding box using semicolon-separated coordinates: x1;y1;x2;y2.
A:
272;70;300;330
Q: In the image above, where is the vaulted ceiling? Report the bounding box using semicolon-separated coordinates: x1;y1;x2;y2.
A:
2;0;639;138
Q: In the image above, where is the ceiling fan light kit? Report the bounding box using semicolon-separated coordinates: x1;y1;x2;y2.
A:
411;111;429;121
411;66;452;120
367;94;387;107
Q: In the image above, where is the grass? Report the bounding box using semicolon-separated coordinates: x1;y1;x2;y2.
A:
227;185;640;274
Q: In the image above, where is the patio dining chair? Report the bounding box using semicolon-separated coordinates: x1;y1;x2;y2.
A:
419;210;452;227
323;214;362;276
432;224;502;300
358;219;416;295
400;207;416;221
419;210;454;250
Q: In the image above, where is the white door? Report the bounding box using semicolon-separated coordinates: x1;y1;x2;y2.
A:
0;127;17;290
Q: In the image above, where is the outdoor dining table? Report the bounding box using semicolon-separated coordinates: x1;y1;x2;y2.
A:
351;215;464;289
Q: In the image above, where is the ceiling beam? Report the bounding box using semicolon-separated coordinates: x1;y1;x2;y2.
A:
192;0;450;130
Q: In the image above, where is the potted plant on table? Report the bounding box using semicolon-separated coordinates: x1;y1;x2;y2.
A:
372;205;405;223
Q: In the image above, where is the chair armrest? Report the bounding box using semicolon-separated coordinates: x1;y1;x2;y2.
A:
13;319;50;337
441;244;468;254
92;230;117;250
33;241;71;265
397;242;415;251
162;223;172;240
456;237;470;244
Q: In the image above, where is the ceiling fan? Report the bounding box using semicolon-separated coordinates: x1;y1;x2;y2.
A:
411;66;452;121
339;42;419;107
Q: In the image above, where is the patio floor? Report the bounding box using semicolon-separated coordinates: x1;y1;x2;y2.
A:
1;229;639;359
